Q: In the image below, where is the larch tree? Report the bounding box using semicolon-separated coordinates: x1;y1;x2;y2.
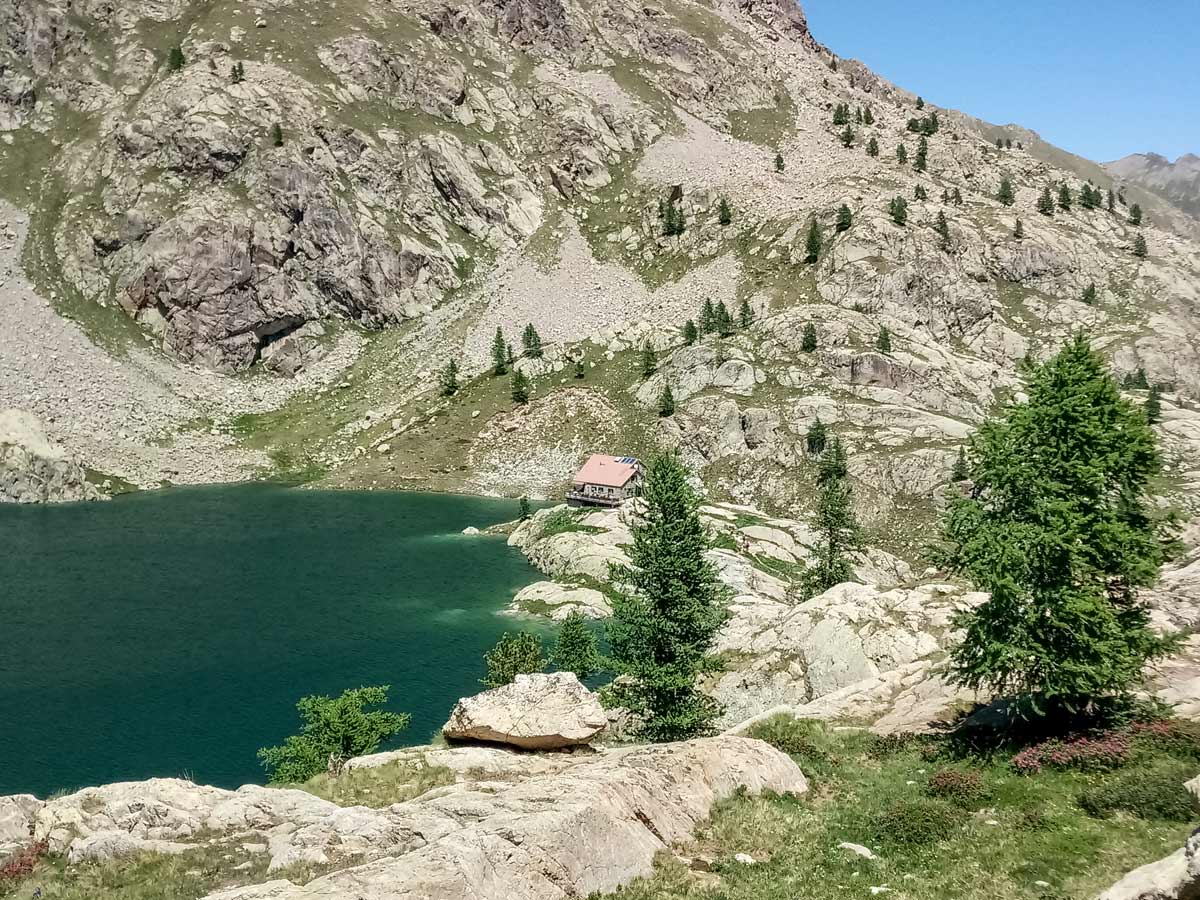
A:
937;333;1178;714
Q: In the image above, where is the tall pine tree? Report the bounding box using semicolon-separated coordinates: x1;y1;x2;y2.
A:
805;217;823;263
491;327;508;375
606;454;730;740
803;438;863;598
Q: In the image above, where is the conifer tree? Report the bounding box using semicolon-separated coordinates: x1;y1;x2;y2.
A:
896;144;908;164
439;359;459;397
935;210;951;250
805;217;823;263
553;612;599;681
521;323;544;358
1005;138;1013;149
855;106;864;124
167;45;186;72
835;204;853;232
876;325;892;353
1129;203;1143;226
937;333;1177;712
506;342;515;367
1133;233;1148;258
738;298;754;328
1037;185;1056;216
714;301;734;336
574;358;586;379
803;437;863;598
682;319;699;345
951;446;969;481
658;383;675;418
914;136;928;172
841;124;854;148
952;187;963;206
916;96;925;110
491;327;508;375
866;136;879;157
774;152;785;173
806;417;828;454
1058;182;1073;211
802;322;818;352
519;496;532;520
1080;184;1098;210
481;632;545;688
640;341;657;379
997;177;1016;206
863;106;875;126
914;184;928;201
1144;384;1162;425
832;103;849;125
718;198;732;226
888;196;909;226
1014;218;1024;239
606;453;730;740
231;61;245;84
511;369;530;404
700;298;716;334
271;123;284;147
1107;189;1116;212
1082;282;1098;305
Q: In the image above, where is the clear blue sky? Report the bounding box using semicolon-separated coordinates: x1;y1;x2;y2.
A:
804;0;1199;163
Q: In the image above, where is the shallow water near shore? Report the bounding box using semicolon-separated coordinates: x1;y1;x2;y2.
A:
0;483;543;797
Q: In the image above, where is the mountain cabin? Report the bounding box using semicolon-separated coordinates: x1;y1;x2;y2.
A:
567;455;644;507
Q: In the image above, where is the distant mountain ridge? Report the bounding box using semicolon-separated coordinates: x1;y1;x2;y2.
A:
1106;151;1200;220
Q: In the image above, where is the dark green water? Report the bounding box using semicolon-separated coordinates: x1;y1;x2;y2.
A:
0;484;543;797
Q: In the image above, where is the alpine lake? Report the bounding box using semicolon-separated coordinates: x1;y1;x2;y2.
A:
0;484;546;796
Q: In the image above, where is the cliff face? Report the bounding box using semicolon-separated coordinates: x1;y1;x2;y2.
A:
1107;152;1200;221
2;0;1200;535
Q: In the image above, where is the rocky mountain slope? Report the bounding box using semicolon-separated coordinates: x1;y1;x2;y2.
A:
1107;152;1200;221
3;0;1200;547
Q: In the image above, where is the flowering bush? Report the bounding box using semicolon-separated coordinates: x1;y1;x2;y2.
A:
0;839;48;885
1011;732;1131;775
1131;719;1200;760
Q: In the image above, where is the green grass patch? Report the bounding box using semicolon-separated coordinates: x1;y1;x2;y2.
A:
293;757;456;808
539;507;605;539
607;717;1197;900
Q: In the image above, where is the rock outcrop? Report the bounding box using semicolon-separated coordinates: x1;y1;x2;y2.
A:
443;672;608;749
0;408;101;503
3;737;806;900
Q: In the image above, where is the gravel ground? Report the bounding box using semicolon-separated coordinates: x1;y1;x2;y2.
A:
0;202;361;487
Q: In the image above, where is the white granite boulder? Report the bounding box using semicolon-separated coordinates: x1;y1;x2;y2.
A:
444;673;607;749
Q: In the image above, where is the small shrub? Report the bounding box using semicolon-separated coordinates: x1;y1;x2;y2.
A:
925;768;989;807
867;731;924;759
0;839;48;885
873;798;967;847
1016;807;1053;832
747;715;837;774
1077;766;1196;822
1011;732;1131;775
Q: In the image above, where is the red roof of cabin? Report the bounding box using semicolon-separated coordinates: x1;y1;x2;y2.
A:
574;454;640;488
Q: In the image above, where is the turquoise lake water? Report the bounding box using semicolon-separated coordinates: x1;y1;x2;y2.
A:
0;484;544;797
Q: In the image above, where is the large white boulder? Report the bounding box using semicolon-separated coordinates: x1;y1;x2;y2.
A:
444;672;607;750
